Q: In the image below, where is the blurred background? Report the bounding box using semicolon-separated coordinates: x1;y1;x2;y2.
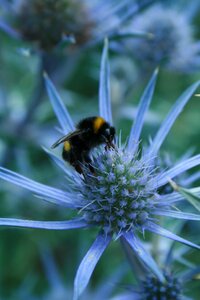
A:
0;0;200;299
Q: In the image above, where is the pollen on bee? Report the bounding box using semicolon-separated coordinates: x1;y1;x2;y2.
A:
93;117;105;133
64;141;71;151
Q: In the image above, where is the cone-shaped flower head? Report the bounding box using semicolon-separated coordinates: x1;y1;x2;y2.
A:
3;0;150;51
1;40;200;300
142;272;181;300
112;271;190;300
126;4;200;72
15;0;94;50
80;148;158;235
113;229;200;300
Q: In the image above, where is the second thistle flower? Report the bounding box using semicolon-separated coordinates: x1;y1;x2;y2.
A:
15;0;94;50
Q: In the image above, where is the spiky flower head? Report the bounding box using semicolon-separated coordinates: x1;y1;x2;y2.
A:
15;0;94;50
126;4;200;72
5;0;150;51
142;272;181;300
1;41;200;300
80;147;158;235
1;1;173;52
111;269;194;300
113;229;200;300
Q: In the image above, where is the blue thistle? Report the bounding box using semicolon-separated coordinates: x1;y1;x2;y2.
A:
1;40;200;300
79;147;158;235
0;0;154;51
142;272;182;300
112;271;190;300
125;4;200;72
112;226;200;300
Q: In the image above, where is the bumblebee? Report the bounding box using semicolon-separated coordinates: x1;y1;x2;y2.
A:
51;116;115;174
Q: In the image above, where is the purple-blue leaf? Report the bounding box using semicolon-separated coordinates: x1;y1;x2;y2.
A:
123;231;164;281
148;80;200;156
155;154;200;187
73;233;111;300
0;167;74;208
127;68;158;153
99;38;112;124
146;222;200;250
44;72;74;134
0;218;88;230
152;209;200;221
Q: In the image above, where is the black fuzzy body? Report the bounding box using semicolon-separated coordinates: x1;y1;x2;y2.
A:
61;116;115;174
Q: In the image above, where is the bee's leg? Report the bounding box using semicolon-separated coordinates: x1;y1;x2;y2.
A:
73;162;83;175
69;153;84;175
83;153;95;174
105;141;116;152
110;142;116;150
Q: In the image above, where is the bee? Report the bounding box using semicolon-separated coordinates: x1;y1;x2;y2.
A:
51;116;115;174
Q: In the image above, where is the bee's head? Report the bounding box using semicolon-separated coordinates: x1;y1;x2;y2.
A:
101;124;116;147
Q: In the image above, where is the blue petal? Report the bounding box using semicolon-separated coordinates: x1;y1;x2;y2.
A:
0;167;74;208
158;193;184;204
148;80;200;156
93;0;131;23
0;218;88;230
146;222;200;250
44;73;75;134
155;154;200;187
152;209;200;221
127;69;158;153
161;187;200;204
123;231;164;282
94;0;141;36
73;233;111;300
120;235;147;279
110;0;151;30
99;38;112;124
182;170;200;186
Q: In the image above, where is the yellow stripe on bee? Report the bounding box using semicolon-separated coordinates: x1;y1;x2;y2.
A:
93;117;105;133
64;141;71;152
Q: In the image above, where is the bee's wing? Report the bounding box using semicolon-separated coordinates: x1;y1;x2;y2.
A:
51;130;85;149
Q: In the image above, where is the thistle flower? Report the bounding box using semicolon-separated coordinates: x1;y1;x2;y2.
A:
125;4;200;72
0;0;154;51
1;40;200;300
112;270;199;300
112;227;200;300
15;0;94;50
